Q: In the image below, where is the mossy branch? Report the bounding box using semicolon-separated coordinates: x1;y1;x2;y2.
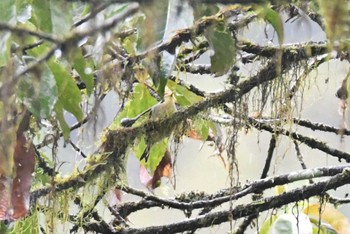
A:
121;168;350;233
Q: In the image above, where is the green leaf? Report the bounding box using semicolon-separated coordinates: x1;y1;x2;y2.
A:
259;215;279;234
147;139;168;172
200;121;209;140
134;137;168;173
80;4;91;17
120;13;144;51
105;4;128;18
205;23;236;76
126;84;157;117
17;64;58;119
50;0;73;35
31;0;52;32
156;68;168;98
0;0;15;66
33;159;51;187
10;209;39;234
72;48;94;95
134;137;147;160
110;83;157;129
309;217;337;234
258;6;284;46
48;59;84;122
0;222;9;234
55;101;71;140
0;0;16;23
122;37;137;55
167;79;202;107
31;0;72;34
191;119;210;141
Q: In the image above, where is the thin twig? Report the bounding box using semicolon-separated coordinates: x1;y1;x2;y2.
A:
69;140;88;158
250;118;350;162
261;135;277;179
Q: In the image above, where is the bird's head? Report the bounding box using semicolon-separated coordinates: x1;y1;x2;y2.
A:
164;88;176;103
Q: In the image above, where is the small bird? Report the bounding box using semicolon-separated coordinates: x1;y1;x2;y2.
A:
149;90;177;121
140;89;177;161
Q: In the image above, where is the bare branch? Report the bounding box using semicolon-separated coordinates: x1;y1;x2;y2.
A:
250;117;350;162
114;165;350;217
121;170;350;233
261;135;277;179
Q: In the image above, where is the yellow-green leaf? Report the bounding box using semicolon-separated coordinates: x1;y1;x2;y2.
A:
55;101;70;141
167;79;202;107
259;215;279;234
258;6;284;46
31;0;72;34
72;48;94;95
0;0;15;66
49;59;84;122
110;83;157;129
134;137;169;173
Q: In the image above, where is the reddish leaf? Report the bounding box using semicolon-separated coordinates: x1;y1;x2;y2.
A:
114;189;122;203
0;176;11;220
11;132;35;220
108;188;124;216
186;129;204;140
0;112;35;221
150;150;172;189
139;149;173;190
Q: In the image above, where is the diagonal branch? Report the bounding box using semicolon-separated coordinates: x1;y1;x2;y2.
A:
250;118;350;162
31;29;323;204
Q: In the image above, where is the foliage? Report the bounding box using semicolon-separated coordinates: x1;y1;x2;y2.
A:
0;0;349;233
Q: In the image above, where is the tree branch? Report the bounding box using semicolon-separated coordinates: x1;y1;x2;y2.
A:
261;135;277;179
115;165;349;217
0;23;60;43
250;117;350;162
31;44;309;202
121;170;350;233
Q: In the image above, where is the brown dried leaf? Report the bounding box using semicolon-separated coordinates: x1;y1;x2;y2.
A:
0;176;11;220
0;111;35;221
186;129;204;140
139;150;173;190
150;150;172;189
11;132;35;220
